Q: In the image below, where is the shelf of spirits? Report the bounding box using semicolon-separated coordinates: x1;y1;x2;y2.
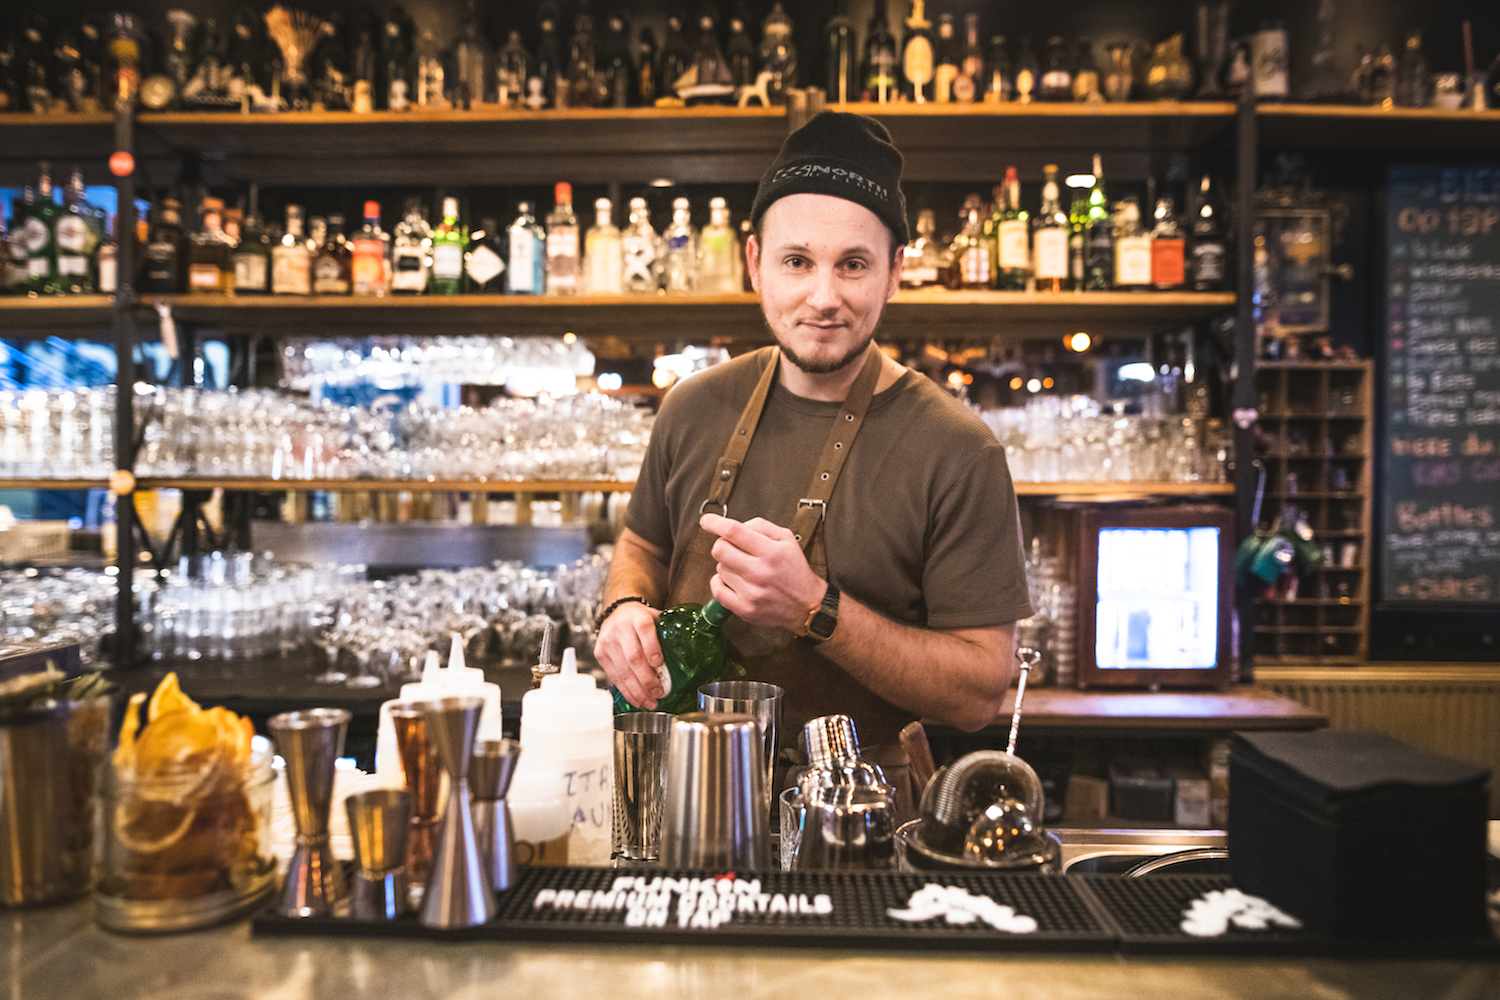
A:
1256;103;1500;151
125;289;1234;341
0;295;115;330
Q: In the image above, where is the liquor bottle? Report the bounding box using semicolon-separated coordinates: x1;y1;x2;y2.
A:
496;31;530;108
955;14;984;104
1038;36;1073;101
413;28;447;109
1150;196;1185;290
233;188;273;295
1066;175;1092;292
163;10;197;106
583;197;623;295
566;10;599;109
635;27;659;106
824;2;859;103
900;209;942;288
861;13;898;103
24;165;62;296
507;201;546;295
1083;154;1114;291
1073;39;1102;102
0;39;21;114
662;197;697;293
350;201;389;297
985;35;1013;103
599;12;632;108
1189;175;1228;292
464;218;506;293
622;197;658;294
1114;197;1153;291
429;197;466;295
227;9;267;111
933;14;958;104
727;10;757;92
5;190;30;295
350;11;378;113
611;599;732;716
21;15;55;114
758;3;797;105
690;9;730;96
1015;37;1038;104
57;169;103;295
698;197;740;295
1032;165;1069;293
901;0;935;104
954;195;990;290
380;7;413;111
1369;43;1396;107
995;168;1031;291
535;3;563;108
187;198;235;294
1395;29;1428;108
389;197;431;295
140;198;185;295
75;19;107;112
452;0;490;109
660;10;692;100
96;220;117;295
545;182;580;296
1250;21;1289;102
313;213;352;295
271;205;312;295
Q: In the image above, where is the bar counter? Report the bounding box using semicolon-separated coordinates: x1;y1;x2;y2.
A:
5;896;1496;1000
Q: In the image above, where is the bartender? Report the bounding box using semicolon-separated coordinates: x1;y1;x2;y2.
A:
595;111;1033;818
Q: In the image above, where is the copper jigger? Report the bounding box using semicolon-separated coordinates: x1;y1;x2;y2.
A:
268;708;350;917
391;702;440;893
418;697;494;929
470;738;521;893
346;788;412;920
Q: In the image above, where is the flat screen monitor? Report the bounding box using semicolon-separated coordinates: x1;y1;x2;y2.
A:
1075;506;1235;689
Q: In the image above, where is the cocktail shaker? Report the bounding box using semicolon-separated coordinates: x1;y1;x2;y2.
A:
660;712;770;870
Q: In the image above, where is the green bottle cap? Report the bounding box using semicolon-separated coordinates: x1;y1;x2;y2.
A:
699;598;730;627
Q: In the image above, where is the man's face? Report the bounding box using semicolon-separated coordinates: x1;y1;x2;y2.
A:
747;194;903;376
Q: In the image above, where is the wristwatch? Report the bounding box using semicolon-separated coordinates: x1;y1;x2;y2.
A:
800;582;840;645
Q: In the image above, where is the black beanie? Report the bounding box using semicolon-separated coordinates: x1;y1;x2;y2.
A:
750;111;910;246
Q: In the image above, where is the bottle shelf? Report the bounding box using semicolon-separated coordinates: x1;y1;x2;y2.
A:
93;289;1233;341
0;478;111;490
0;295;115;331
1256;102;1500;150
1012;481;1233;497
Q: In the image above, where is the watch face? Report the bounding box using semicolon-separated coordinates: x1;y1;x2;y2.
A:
809;609;837;639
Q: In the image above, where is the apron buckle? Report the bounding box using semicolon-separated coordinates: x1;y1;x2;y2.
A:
699;498;728;516
797;499;826;521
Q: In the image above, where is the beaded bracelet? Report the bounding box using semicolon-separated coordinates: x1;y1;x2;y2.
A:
597;595;651;627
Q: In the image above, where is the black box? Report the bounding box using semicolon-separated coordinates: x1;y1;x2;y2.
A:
1108;758;1175;823
1229;730;1490;940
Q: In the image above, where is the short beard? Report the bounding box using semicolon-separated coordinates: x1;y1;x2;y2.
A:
776;332;875;375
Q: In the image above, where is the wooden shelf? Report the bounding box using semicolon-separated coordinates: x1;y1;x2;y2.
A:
1257;102;1500;150
0;295;115;332
131;477;636;492
950;685;1328;734
136;289;1233;341
0;479;110;490
1012;481;1234;497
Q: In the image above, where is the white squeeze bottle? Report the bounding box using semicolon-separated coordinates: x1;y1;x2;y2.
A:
374;634;503;784
518;647;614;865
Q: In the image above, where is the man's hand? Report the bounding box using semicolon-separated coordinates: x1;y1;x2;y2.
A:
700;513;825;633
594;601;665;709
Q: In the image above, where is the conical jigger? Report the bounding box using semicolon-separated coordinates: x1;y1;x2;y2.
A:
470;738;521;893
346;788;412;920
418;696;495;929
268;708;351;918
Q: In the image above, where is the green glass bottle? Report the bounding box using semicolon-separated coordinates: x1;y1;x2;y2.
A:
612;598;732;715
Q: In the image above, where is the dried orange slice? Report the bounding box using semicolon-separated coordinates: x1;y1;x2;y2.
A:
112;798;197;855
147;672;200;723
132;707;223;801
113;691;148;771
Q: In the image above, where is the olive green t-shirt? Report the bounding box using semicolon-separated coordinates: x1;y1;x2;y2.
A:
627;348;1034;630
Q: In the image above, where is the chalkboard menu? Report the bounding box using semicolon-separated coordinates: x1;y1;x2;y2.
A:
1382;166;1500;606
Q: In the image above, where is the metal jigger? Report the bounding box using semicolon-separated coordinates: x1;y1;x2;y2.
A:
346;788;413;920
268;708;351;918
417;696;495;928
390;702;440;894
470;738;522;894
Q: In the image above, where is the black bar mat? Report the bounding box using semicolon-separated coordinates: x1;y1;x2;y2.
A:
1079;874;1500;958
254;867;1114;953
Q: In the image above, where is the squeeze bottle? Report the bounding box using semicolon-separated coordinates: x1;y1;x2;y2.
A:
518;647;614;864
374;634;503;783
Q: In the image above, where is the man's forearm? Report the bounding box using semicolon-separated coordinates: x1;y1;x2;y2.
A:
817;597;1017;732
603;528;670;608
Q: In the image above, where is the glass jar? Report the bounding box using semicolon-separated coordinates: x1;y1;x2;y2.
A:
95;734;276;932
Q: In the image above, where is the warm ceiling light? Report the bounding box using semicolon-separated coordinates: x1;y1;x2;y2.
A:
651;368;677;388
1009;376;1023;390
1067;332;1092;352
1042;377;1054;389
1026;378;1042;393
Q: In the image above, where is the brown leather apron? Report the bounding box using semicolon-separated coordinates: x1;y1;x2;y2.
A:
664;345;921;823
